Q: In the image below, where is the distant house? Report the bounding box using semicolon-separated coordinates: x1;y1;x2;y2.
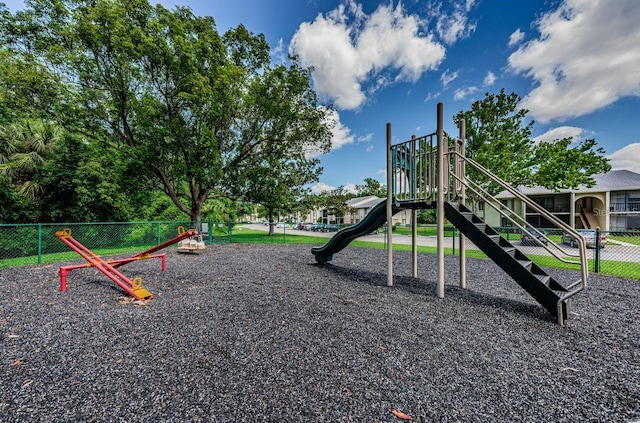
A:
345;195;384;224
483;170;640;230
305;195;411;226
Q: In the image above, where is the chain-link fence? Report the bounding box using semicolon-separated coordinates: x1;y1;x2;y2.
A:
2;221;638;280
464;226;640;280
0;221;234;268
385;224;640;280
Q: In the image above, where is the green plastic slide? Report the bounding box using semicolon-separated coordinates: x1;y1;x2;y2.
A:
311;200;402;264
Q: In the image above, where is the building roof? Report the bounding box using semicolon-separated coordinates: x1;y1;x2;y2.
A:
496;170;640;198
346;195;384;209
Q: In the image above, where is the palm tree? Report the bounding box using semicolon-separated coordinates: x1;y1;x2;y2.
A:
0;119;62;198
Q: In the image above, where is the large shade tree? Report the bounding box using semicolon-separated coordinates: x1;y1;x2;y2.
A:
454;89;611;198
2;0;332;222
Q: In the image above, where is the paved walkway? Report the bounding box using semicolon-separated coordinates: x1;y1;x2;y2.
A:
248;224;640;263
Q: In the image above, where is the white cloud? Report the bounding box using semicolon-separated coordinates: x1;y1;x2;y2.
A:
307;108;355;157
533;126;587;144
441;69;459;88
290;2;446;110
508;28;525;47
271;38;287;63
424;91;440;102
310;181;358;194
365;145;374;152
310;182;336;194
607;143;640;174
327;109;355;151
454;86;478;101
358;133;373;143
483;71;496;86
435;0;477;45
343;183;358;194
508;0;640;123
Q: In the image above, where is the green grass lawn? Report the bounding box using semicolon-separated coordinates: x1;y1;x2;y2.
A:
228;227;329;244
0;244;158;269
608;234;640;246
2;226;638;280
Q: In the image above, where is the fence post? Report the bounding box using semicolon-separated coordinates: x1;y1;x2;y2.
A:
157;222;161;245
452;226;456;256
208;221;213;245
227;222;232;243
37;224;42;264
594;227;601;273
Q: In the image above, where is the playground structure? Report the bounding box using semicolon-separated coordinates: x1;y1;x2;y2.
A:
312;103;589;326
55;227;198;300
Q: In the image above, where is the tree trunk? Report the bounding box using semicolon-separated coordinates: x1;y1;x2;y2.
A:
191;203;203;231
268;208;274;236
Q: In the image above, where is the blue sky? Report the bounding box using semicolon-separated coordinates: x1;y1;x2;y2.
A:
3;0;640;194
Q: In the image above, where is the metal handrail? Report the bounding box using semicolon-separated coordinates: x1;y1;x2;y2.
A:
445;150;588;295
451;172;581;264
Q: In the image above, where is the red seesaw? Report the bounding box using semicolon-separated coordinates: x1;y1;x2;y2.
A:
55;227;198;300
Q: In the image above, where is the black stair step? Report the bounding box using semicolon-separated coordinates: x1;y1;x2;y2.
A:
503;247;516;257
536;274;551;286
474;223;487;232
517;260;533;271
488;234;501;243
460;212;474;220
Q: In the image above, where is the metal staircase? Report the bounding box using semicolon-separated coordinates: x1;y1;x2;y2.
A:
444;202;571;323
444;142;589;326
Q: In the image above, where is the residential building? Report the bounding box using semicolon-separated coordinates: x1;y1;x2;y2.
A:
304;195;411;226
483;170;640;230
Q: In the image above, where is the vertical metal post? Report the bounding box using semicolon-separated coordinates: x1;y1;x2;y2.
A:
412;209;418;278
157;222;161;245
208;221;213;245
436;102;445;298
459;119;467;289
594;227;601;273
37;224;42;264
570;191;576;229
387;123;394;287
452;227;456;255
411;135;418;278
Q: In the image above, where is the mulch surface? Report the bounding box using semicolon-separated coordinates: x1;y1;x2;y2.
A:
1;243;639;422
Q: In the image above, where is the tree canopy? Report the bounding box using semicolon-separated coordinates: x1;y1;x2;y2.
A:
0;0;332;223
454;89;611;197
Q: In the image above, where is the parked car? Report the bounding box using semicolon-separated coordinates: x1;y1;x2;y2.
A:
306;224;321;231
561;230;606;249
323;224;340;232
275;222;289;228
299;222;314;231
520;228;548;246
